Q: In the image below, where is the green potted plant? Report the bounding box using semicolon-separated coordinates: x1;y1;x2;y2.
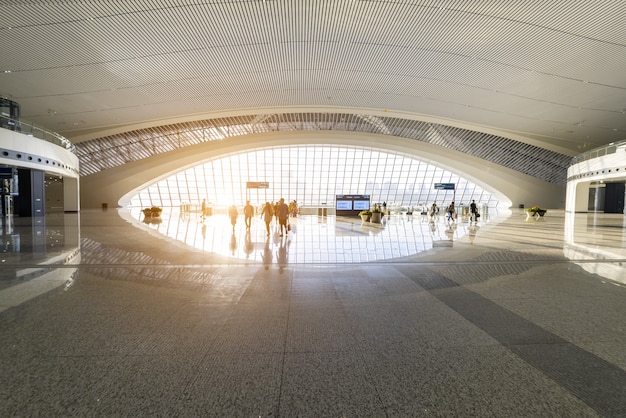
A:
525;205;546;220
143;206;163;218
370;207;383;223
359;210;372;221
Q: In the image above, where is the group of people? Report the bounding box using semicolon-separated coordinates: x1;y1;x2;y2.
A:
429;200;480;223
227;200;258;232
260;198;291;237
224;198;294;237
216;198;480;233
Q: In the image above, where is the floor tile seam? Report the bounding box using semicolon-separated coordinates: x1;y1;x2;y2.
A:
208;347;399;355
42;349;148;412
351;340;389;413
125;301;199;358
174;270;263;399
535;309;626;341
564;336;626;345
465;240;567;251
6;258;624;269
275;267;296;418
413;269;626;417
388;259;626;269
395;264;622;346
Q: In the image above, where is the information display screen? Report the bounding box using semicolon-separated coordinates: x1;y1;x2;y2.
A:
335;194;370;215
336;200;353;210
353;200;370;210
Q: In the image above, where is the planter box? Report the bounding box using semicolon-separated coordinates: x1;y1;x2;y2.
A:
525;210;547;221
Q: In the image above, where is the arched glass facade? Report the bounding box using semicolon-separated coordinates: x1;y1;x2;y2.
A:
128;145;499;209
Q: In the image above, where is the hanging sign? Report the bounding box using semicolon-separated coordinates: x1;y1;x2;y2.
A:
434;183;455;190
246;182;269;189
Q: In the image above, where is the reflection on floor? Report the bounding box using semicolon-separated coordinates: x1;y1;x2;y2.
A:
122;208;495;263
1;209;626;416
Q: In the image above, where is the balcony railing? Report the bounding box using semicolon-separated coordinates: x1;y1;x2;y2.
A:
1;116;75;153
570;139;626;165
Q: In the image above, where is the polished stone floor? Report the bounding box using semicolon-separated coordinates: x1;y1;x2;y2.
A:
1;208;625;416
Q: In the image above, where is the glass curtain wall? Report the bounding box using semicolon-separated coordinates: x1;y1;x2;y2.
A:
128;145;498;209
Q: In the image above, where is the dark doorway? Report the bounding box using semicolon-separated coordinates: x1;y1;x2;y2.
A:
604;182;625;214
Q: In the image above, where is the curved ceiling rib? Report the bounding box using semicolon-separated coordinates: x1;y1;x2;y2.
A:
75;113;571;185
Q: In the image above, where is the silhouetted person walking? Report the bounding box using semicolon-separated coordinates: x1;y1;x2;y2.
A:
276;198;289;237
244;200;254;230
228;204;238;231
261;201;273;236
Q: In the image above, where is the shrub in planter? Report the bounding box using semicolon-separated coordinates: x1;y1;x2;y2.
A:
359;210;372;221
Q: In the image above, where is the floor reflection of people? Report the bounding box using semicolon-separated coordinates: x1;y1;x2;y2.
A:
468;224;479;244
244;230;253;258
230;231;237;255
445;223;456;240
430;220;437;235
261;238;273;270
277;236;290;273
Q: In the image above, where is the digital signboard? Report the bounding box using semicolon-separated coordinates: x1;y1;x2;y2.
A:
336;194;370;216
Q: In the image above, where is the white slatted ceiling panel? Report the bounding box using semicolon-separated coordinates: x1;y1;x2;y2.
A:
75;112;571;185
1;0;624;148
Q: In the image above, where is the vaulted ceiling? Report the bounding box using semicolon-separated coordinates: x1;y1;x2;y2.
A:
1;0;625;158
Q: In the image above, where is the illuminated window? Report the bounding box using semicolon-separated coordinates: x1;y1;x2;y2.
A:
128;145;499;209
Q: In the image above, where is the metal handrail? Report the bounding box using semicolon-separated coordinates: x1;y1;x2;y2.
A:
0;116;75;153
570;138;626;165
